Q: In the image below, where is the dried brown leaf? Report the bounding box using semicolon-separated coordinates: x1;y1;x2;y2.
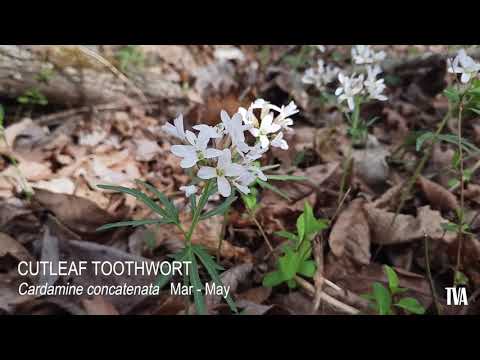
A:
329;199;371;265
364;204;456;244
82;296;120;315
0;232;33;262
418;176;459;211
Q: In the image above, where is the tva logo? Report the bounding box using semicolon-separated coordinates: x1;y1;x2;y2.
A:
445;287;468;305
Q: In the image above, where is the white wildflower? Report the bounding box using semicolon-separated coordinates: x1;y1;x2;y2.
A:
220;110;250;153
335;73;364;111
171;130;222;168
364;66;388;101
192;124;223;140
448;48;480;84
302;60;340;90
351;45;386;65
161;114;186;141
197;149;246;197
273;101;298;131
180;185;198;197
270;132;289;150
249;113;281;149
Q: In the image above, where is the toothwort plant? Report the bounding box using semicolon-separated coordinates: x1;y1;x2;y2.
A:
97;99;298;314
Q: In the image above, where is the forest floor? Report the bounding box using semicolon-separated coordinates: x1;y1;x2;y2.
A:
0;45;479;315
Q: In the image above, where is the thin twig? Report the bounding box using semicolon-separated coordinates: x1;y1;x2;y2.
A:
295;275;360;315
247;207;274;253
424;233;442;315
312;235;324;313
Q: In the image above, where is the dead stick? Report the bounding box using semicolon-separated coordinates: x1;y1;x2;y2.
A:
295;276;360;315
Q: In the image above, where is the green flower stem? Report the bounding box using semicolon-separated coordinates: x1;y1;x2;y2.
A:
185;180;212;245
455;99;465;280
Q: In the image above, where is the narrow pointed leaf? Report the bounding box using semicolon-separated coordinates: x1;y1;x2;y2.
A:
96;218;167;231
200;196;237;220
136;180;178;221
97;184;169;219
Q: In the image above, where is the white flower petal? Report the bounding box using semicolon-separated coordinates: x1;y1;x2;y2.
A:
259;135;270;149
250;128;260;137
173;114;185;138
180;185;197;197
204;148;223;159
461;72;471;83
233;181;250;195
224;163;245;177
217;176;231;197
180;156;198;168
171;145;195;158
197;166;217;179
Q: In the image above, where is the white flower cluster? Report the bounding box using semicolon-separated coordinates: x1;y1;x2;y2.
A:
335;45;388;111
448;48;480;84
351;45;386;65
302;59;341;90
335;65;387;111
162;99;298;198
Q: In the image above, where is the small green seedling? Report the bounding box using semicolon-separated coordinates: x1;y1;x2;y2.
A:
262;202;328;289
116;45;145;74
362;265;425;315
17;88;48;106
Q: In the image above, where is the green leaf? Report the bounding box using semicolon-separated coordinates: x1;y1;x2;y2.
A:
188;251;206;315
190;194;197;212
262;271;285;287
286;278;297;289
441;221;459;233
275;230;299;243
471;108;480;115
298;260;316;278
300;202;328;241
259;164;280;171
448;178;460;188
200;195;237;220
136;180;178;222
17;96;29;104
372;282;392;315
256;179;291;201
192;245;237;313
394;297;425;315
391;287;409;295
266;174;308;181
191;245;224;271
452;150;461;169
156;249;189;288
242;192;257;211
96;218;166;231
454;270;469;286
384;265;399;292
437;134;480;154
444;87;460;103
296;213;306;242
416;132;434;152
278;247;301;281
97;184;170;220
